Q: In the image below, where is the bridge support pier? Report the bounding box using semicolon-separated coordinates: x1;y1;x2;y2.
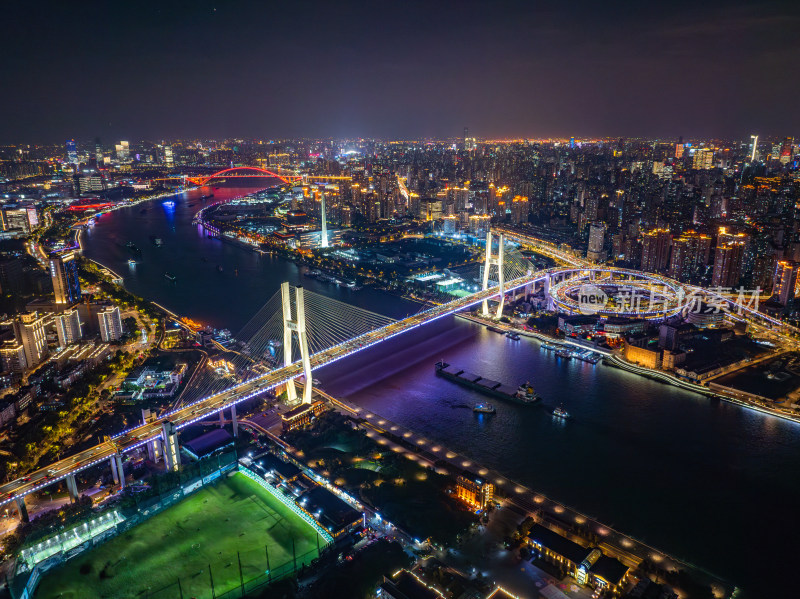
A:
66;474;79;502
281;282;313;405
142;409;161;463
15;497;28;523
231;404;238;437
162;421;181;472
481;232;505;318
110;455;119;485
110;453;125;489
219;409;225;428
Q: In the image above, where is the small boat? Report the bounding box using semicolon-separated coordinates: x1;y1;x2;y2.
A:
149;235;163;247
553;405;570;419
506;332;521;340
164;272;176;282
515;382;541;403
162;200;175;208
217;265;224;272
127;259;136;266
487;326;505;334
555;349;572;359
473;403;496;414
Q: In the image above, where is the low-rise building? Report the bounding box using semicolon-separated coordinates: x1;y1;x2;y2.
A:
455;475;494;510
281;400;326;432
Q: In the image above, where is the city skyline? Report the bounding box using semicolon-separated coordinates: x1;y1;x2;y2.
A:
2;0;799;143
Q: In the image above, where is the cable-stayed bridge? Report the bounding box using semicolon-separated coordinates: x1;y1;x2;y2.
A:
1;229;796;516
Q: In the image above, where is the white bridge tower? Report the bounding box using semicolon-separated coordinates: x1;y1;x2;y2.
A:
481;231;505;318
281;282;313;404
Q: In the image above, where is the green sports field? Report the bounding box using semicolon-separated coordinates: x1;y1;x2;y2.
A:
35;472;323;599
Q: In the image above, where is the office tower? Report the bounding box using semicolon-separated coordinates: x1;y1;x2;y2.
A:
12;312;49;367
49;250;81;305
463;127;468;149
641;229;672;272
587;222;607;262
443;215;456;235
773;261;799;306
54;309;82;347
98;306;123;342
779;137;793;164
65;139;78;165
164;144;174;166
570;137;575;149
712;228;748;288
668;232;712;283
749;135;759;161
693;148;713;170
94;138;103;164
675;143;684;159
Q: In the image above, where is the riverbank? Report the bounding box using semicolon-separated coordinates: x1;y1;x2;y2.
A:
320;389;736;598
458;312;800;427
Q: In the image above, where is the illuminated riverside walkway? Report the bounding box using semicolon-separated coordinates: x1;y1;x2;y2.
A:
3;229;798;511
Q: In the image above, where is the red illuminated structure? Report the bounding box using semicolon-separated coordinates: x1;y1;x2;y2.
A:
185;166;300;186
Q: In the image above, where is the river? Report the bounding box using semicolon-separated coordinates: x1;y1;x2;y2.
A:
82;184;800;597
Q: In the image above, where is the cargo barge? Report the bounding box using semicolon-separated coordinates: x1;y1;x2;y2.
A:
435;361;540;404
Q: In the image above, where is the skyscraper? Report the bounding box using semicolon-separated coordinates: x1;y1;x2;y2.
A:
749;135;759;161
668;232;712;283
712;228;747;288
641;229;672;273
65;139;78;165
773;261;799;306
587;222;606;262
12;312;49;367
49;250;81;305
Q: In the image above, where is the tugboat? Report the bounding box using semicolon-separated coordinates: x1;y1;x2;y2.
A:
506;331;521;340
515;382;541;403
473;403;496;414
553;405;571;419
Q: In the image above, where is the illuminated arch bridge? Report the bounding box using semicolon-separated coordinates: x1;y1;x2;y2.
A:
185;166;301;185
152;167;353;187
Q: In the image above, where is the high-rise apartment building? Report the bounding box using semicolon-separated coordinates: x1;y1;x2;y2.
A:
587;222;606;262
54;309;82;347
773;261;799;306
668;232;712;283
49;250;81;305
11;312;49;368
98;306;123;342
712;228;748;288
641;229;672;273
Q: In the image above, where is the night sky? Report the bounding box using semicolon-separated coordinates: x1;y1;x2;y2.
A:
3;0;799;143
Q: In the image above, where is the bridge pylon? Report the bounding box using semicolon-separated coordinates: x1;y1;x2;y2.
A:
481;231;505;318
281;282;313;405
